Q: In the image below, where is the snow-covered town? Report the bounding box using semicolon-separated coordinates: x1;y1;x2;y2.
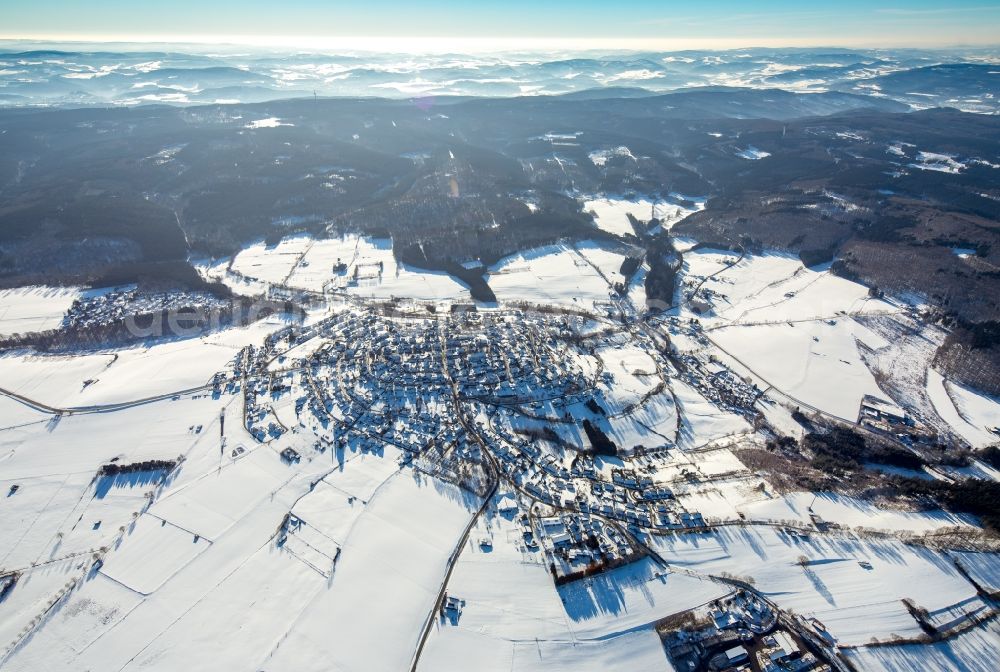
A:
2;221;999;672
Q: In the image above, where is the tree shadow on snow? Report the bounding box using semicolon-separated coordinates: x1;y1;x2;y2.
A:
94;469;167;499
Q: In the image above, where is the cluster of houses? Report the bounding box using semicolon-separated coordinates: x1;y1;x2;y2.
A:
531;512;637;580
675;349;763;423
664;591;829;672
444;310;593;403
245;374;290;442
470;403;711;545
232;305;732;588
857;395;915;435
63;287;228;330
238;311;492;489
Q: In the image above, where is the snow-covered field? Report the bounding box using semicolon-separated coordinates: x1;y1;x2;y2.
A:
927;368;1000;448
672;378;752;448
681;249;892;325
740;491;975;532
651;195;706;232
295;236;469;301
844;619;1000;671
487;243;615;307
0;394;224;483
676;249;899;420
594;342;658;413
264;473;481;672
710;319;887;421
0;314;292;408
737;146;771;160
572;239;630;280
0;286;82;337
418;495;723;671
245;117;293;129
1;374;485;671
587;146;635;167
952;551;1000;594
231;234;313;284
284;235;367;291
910;150;966;174
583;197;651;236
206;233;472;301
604;391;677;450
583;195;704;237
99;514;211;594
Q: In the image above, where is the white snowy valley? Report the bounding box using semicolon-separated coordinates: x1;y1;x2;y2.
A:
2;232;1000;672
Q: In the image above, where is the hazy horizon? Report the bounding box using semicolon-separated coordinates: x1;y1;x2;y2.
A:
3;1;1000;52
3;37;1000;56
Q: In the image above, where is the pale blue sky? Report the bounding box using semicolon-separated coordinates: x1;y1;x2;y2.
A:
2;1;999;49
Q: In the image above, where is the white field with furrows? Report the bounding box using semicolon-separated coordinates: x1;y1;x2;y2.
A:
98;514;212;594
709;318;889;421
263;472;482;672
679;249;894;326
0;286;82;337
